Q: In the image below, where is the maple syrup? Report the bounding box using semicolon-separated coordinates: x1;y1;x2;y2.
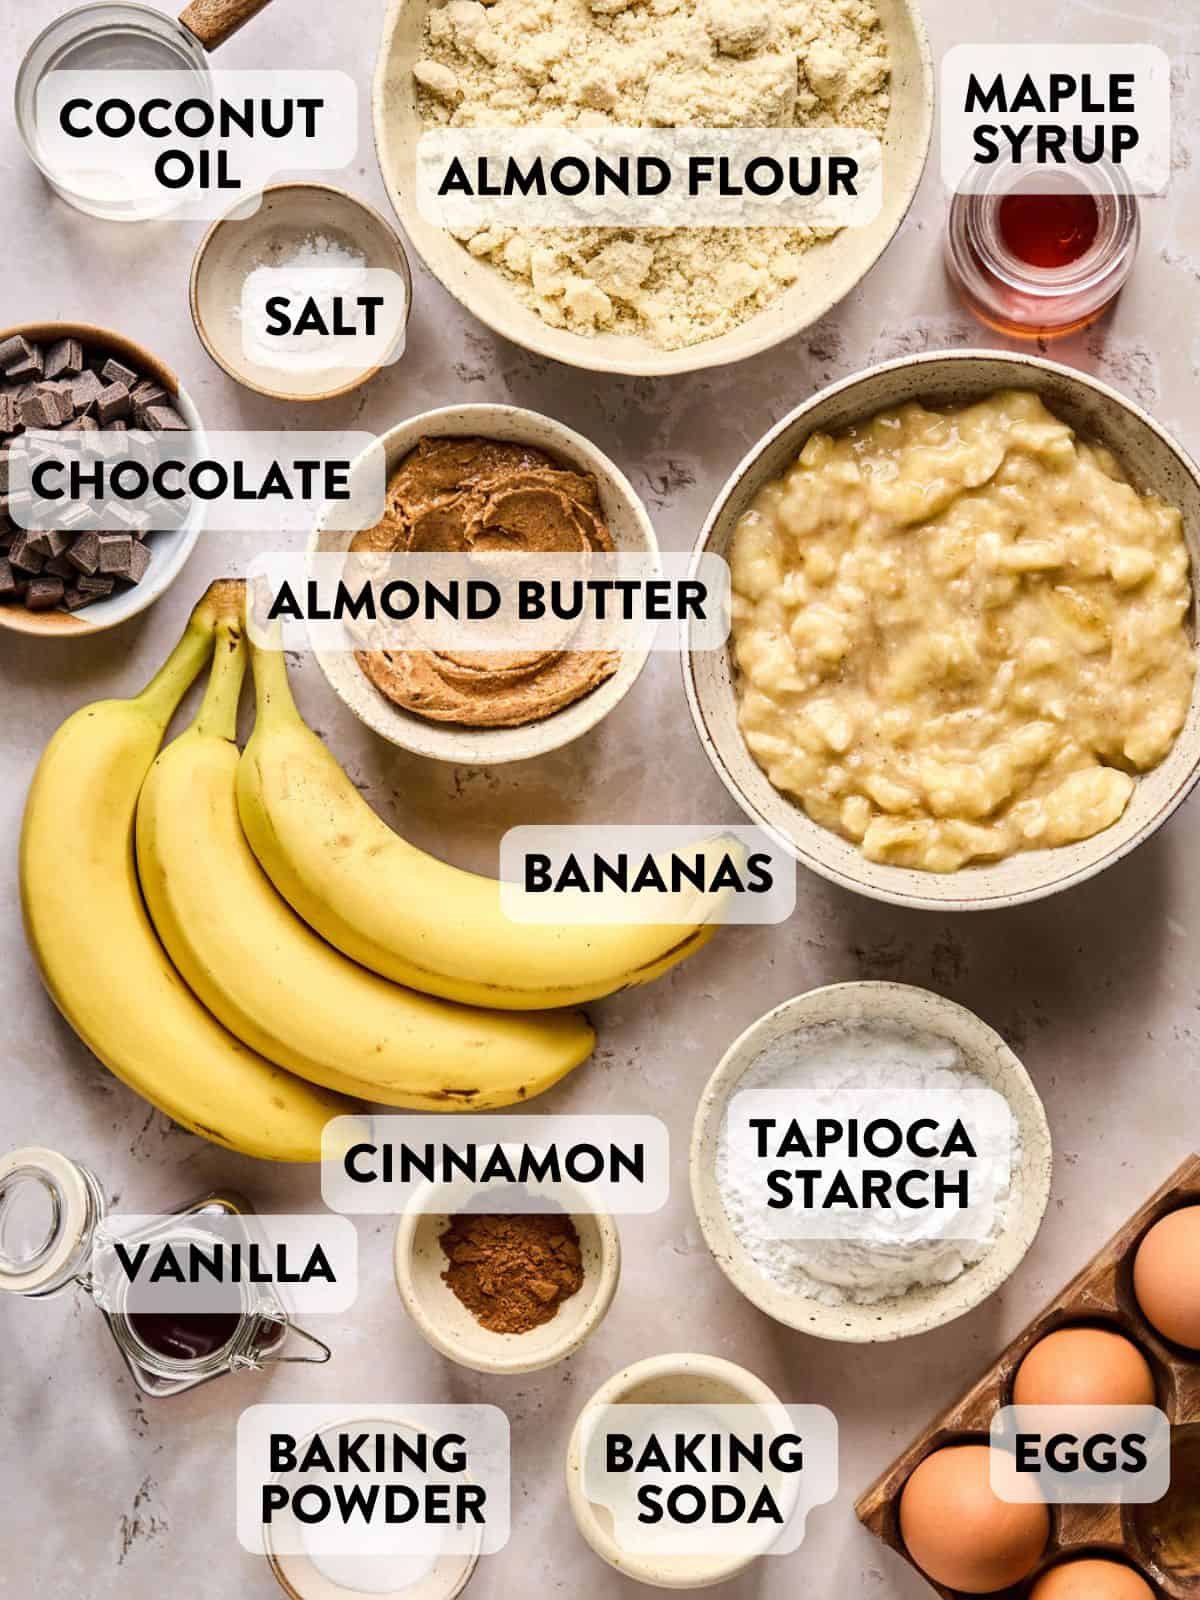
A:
945;160;1139;338
997;191;1100;270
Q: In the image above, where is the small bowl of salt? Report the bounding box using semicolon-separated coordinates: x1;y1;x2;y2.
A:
689;982;1053;1343
189;182;412;402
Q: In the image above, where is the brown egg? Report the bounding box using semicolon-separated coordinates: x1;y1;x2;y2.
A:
1030;1558;1155;1600
1134;1206;1200;1349
1013;1327;1156;1407
899;1444;1050;1594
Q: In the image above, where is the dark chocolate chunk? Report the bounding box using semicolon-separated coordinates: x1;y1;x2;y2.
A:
153;493;192;529
40;528;71;559
67;531;102;575
24;576;65;611
9;532;45;574
6;347;44;381
19;389;70;429
55;504;94;534
96;533;135;576
0;556;15;599
0;335;32;371
130;382;168;423
76;573;115;597
143;404;189;432
45;338;85;380
44;553;76;579
95;383;131;424
94;428;130;459
101;358;138;390
126;540;152;585
68;369;105;416
108;502;150;536
64;585;99;611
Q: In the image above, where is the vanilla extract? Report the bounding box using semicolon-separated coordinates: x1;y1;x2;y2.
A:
0;1150;330;1397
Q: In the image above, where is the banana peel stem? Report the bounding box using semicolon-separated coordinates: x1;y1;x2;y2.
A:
195;619;248;743
133;601;219;731
245;603;298;727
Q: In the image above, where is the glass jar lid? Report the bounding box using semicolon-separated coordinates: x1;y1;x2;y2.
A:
0;1147;103;1297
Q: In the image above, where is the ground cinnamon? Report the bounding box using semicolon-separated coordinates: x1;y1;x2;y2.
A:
439;1212;585;1334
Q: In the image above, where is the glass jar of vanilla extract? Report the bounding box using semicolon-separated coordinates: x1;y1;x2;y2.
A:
0;1146;330;1397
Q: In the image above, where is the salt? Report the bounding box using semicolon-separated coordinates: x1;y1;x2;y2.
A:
237;234;373;372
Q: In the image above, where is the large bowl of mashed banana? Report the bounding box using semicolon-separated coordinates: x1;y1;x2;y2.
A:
684;352;1200;909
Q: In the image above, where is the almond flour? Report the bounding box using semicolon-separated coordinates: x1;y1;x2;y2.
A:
410;0;891;350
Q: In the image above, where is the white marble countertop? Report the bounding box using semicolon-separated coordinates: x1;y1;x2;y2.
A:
2;0;1199;1596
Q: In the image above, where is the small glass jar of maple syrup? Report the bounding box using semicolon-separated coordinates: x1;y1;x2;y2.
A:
0;1146;331;1397
945;158;1140;338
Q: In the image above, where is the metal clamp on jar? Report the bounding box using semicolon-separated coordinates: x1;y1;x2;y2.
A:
0;1146;331;1397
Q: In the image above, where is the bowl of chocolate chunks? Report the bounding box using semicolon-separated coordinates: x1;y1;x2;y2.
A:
0;322;203;636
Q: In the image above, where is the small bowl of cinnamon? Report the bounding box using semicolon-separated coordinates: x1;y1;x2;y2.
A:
394;1188;621;1376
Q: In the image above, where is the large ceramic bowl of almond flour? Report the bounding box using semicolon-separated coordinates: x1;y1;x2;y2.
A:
690;983;1053;1342
372;0;933;375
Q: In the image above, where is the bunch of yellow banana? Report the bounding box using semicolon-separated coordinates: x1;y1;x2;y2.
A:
20;580;719;1161
237;634;719;1009
135;615;595;1114
20;583;351;1162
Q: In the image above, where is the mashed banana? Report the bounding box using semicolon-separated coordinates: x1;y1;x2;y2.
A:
729;391;1195;872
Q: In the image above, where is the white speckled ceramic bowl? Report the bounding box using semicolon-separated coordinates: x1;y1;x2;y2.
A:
565;1352;796;1588
684;350;1200;910
371;0;933;376
190;183;413;403
309;403;657;764
689;982;1053;1343
394;1187;621;1375
0;321;204;638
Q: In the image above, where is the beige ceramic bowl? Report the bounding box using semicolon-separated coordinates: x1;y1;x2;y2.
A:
0;321;203;638
371;0;933;376
565;1352;795;1588
309;403;657;764
265;1413;480;1600
689;982;1053;1343
684;350;1200;911
190;183;413;402
394;1189;621;1375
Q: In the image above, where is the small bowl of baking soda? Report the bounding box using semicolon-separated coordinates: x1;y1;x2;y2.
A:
189;182;412;402
690;982;1053;1343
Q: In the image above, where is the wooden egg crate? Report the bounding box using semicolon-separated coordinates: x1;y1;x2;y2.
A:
856;1154;1200;1598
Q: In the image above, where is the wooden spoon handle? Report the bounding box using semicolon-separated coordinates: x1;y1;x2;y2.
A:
178;0;274;50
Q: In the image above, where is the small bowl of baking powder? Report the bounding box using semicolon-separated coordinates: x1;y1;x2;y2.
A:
689;982;1053;1342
